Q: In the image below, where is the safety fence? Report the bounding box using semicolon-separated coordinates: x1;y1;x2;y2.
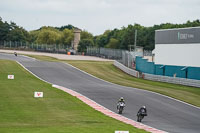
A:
87;47;152;69
0;41;68;54
87;47;125;60
114;60;200;88
114;61;139;78
143;73;200;88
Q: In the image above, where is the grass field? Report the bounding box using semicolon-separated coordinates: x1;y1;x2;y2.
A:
0;60;147;133
26;55;200;107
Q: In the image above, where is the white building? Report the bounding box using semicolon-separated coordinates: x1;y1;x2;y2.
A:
154;27;200;67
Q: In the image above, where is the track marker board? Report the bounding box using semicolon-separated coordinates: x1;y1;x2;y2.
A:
34;92;43;98
8;75;14;79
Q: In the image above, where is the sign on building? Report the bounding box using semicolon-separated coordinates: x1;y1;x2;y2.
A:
155;27;200;44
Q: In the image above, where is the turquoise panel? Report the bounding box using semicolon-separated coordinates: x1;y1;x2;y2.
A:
135;56;200;80
187;67;200;80
135;56;155;74
164;66;186;78
155;65;164;75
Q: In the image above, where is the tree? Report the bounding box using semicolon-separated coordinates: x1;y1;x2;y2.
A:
78;39;94;53
29;30;40;43
55;24;75;31
105;38;120;49
81;30;93;40
36;28;61;44
0;18;11;41
61;29;73;46
95;35;109;48
7;27;29;42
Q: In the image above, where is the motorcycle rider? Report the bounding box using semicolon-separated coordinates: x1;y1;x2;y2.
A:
117;97;125;109
137;106;147;115
137;106;147;122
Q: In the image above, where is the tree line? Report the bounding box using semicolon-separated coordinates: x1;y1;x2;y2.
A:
94;20;200;50
1;16;200;52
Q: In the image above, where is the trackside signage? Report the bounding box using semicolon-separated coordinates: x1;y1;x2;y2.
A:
155;27;200;44
115;131;129;133
8;75;14;79
34;92;43;98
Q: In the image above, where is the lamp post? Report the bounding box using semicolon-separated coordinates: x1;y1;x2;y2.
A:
134;30;137;49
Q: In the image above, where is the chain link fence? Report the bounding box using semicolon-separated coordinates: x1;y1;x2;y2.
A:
87;47;124;60
0;41;69;54
87;47;135;68
87;46;152;69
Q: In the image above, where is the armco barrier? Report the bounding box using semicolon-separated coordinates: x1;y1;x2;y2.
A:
143;73;200;88
114;61;200;88
114;61;139;78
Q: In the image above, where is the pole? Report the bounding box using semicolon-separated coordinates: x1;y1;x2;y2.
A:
134;30;137;49
128;52;129;68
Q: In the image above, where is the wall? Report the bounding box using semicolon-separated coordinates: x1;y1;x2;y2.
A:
114;60;200;88
187;67;200;80
136;57;155;74
136;56;200;80
154;44;200;67
164;65;186;78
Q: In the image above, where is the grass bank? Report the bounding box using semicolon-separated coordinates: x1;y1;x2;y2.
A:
0;60;146;133
26;55;200;107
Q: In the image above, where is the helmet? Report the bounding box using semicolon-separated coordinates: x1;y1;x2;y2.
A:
120;97;124;101
142;106;146;109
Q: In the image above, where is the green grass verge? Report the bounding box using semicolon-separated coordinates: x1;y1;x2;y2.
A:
25;55;200;107
0;60;147;133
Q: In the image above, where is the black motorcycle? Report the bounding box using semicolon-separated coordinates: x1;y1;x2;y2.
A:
137;109;147;122
14;52;17;57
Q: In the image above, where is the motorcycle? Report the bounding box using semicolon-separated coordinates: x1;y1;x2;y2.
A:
117;102;125;114
14;52;17;57
137;109;147;122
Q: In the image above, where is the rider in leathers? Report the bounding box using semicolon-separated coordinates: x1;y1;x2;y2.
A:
137;106;147;116
117;97;125;109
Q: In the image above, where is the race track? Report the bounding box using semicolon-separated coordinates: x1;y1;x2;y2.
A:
1;53;200;133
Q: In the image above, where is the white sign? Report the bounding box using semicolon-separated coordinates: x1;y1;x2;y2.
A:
8;75;14;79
115;131;129;133
34;92;43;98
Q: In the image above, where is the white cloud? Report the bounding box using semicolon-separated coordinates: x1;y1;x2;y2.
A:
0;0;200;35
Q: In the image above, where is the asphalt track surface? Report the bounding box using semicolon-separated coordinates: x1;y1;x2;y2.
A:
1;53;200;133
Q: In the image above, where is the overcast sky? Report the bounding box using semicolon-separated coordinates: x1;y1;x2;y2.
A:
1;0;200;35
